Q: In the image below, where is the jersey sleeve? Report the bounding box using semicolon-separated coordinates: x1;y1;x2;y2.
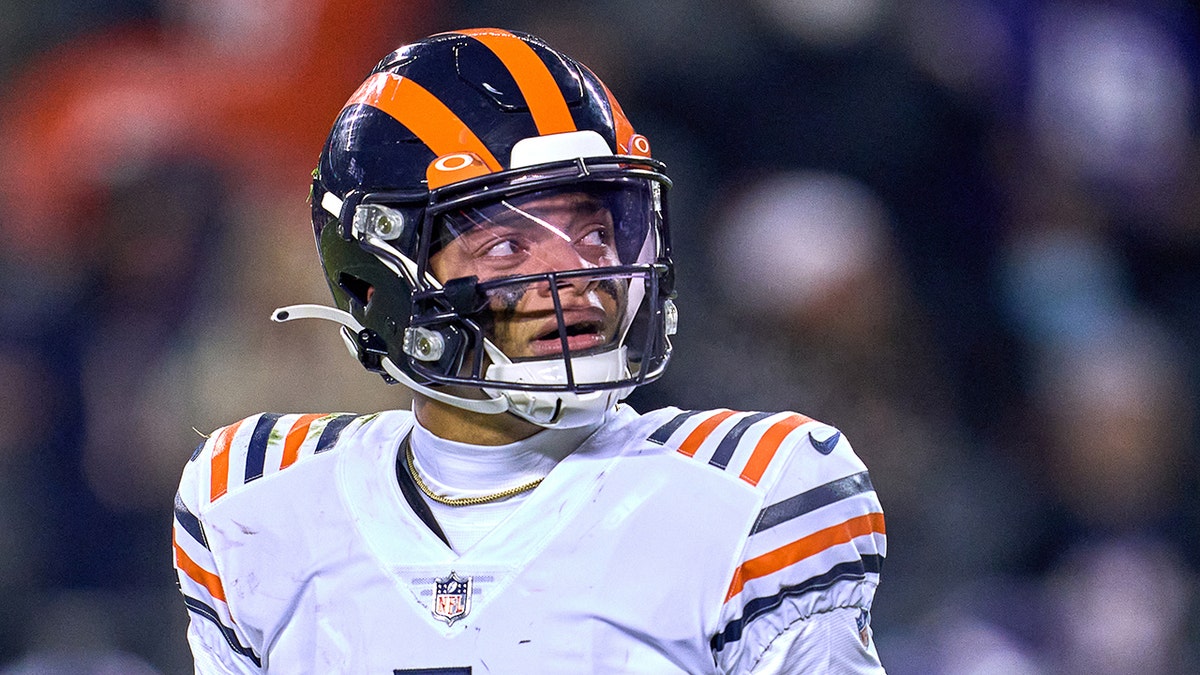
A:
173;423;264;674
747;606;883;673
713;422;886;674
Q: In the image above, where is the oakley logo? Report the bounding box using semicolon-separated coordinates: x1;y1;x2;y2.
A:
433;153;480;172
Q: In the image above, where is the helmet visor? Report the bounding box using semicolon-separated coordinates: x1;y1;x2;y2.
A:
429;179;661;280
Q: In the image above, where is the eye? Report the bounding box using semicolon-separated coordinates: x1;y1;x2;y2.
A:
482;238;521;257
576;226;608;248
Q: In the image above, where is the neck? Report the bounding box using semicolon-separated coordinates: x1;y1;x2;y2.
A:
413;393;542;445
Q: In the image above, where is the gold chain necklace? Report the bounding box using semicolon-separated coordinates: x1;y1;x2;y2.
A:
405;441;544;507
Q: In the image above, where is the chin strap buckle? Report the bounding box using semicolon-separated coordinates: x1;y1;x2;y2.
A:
353;327;395;382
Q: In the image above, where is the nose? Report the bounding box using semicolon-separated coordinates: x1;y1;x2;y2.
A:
542;236;593;269
535;239;596;297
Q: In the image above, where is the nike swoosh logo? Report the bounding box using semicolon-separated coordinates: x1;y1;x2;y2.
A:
808;430;842;455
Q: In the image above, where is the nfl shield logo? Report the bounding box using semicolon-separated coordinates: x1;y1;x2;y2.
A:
432;572;473;625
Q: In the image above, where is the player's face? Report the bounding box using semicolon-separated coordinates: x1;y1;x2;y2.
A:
429;190;626;360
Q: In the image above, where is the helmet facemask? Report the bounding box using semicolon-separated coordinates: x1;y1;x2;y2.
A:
382;159;675;426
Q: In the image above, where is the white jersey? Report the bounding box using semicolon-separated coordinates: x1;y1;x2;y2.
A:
172;405;886;673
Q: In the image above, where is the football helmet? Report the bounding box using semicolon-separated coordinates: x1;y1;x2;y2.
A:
275;28;676;428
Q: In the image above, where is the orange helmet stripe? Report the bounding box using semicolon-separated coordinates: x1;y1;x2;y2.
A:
456;28;577;136
596;77;636;154
345;72;503;171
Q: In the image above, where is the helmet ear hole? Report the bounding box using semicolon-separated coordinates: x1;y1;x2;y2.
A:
338;273;373;307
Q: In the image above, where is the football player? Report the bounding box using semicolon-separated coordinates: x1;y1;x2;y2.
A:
172;28;887;673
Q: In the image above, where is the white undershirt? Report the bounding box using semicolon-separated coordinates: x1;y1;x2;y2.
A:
408;415;602;552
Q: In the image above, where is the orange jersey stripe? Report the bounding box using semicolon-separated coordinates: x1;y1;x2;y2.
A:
174;533;227;603
456;28;577;135
280;413;325;470
209;420;244;503
725;512;886;602
677;409;738;457
739;413;812;486
345;72;503;171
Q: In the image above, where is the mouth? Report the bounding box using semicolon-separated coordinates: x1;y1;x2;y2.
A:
528;314;611;357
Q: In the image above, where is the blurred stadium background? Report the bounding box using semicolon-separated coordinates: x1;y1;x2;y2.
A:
1;1;1199;673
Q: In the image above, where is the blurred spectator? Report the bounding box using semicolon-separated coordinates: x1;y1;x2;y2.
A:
1036;320;1192;526
1045;538;1195;675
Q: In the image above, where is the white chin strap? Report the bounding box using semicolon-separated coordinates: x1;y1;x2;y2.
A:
483;344;634;428
271;304;627;428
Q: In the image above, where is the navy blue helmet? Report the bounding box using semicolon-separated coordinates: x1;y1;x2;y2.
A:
277;29;676;427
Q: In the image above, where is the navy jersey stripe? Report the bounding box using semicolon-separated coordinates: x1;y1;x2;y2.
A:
173;492;208;550
647;410;702;445
709;412;775;469
182;595;263;667
753;472;875;535
189;440;205;462
315;414;357;453
244;413;283;484
711;554;885;652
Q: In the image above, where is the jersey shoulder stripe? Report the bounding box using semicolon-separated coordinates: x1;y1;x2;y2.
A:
727;510;886;602
710;411;777;469
174;491;208;550
174;529;225;602
647;409;707;444
647;408;815;487
281;413;326;469
181;595;263;667
711;554;884;652
174;523;262;666
753;471;875;535
208;419;244;502
243;412;284;484
204;412;367;504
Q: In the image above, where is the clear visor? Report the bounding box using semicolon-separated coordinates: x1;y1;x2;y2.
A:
428;180;661;282
420;179;667;388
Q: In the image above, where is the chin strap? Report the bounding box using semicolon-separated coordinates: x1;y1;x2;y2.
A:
483;347;632;428
270;304;509;415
